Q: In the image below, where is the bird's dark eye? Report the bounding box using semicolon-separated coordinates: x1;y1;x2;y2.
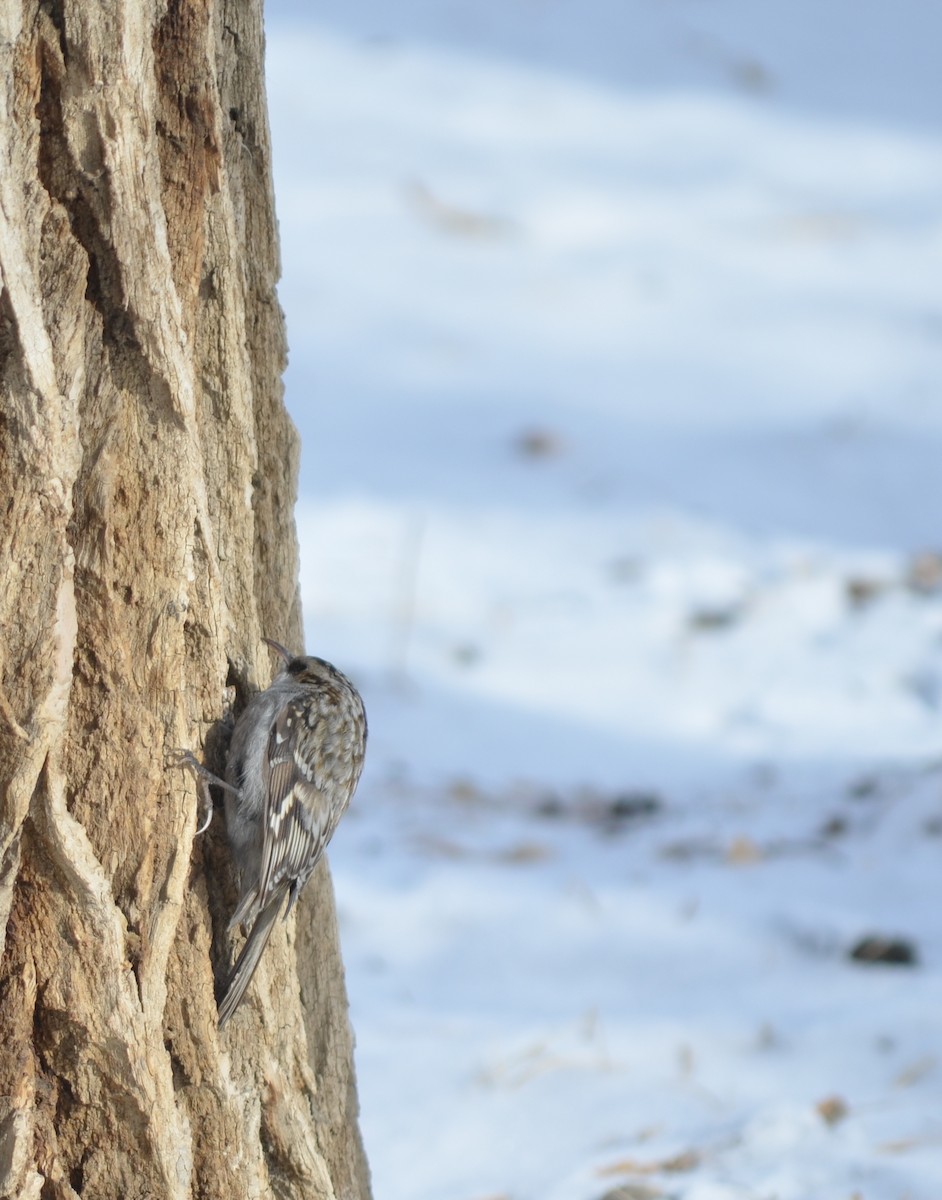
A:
287;658;307;676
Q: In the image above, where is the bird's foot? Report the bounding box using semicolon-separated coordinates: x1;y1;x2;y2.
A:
169;749;238;834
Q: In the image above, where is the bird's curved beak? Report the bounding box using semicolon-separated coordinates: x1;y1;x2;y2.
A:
262;637;294;664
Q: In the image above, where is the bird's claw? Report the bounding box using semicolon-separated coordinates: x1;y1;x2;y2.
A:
169;747;236;835
195;796;214;836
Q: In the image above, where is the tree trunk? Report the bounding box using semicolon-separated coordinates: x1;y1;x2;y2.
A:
0;2;371;1198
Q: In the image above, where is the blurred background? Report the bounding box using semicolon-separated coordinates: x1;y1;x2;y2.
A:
264;3;942;1198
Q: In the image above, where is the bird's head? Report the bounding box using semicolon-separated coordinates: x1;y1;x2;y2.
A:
264;638;349;690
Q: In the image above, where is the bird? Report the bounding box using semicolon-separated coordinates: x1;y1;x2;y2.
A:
216;639;367;1026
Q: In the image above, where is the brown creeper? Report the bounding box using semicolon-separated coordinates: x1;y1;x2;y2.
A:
217;639;367;1026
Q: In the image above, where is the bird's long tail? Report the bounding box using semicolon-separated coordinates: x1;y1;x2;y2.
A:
217;894;284;1027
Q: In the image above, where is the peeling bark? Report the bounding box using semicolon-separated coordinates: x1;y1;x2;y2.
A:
0;2;370;1197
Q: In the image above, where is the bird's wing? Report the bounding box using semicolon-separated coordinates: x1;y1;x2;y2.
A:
255;696;336;910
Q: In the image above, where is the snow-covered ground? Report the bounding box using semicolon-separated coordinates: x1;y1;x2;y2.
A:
265;5;942;1197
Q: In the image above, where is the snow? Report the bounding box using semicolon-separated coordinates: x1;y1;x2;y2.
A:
264;4;942;1197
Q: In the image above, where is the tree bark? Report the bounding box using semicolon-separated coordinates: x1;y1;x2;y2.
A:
0;2;371;1198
